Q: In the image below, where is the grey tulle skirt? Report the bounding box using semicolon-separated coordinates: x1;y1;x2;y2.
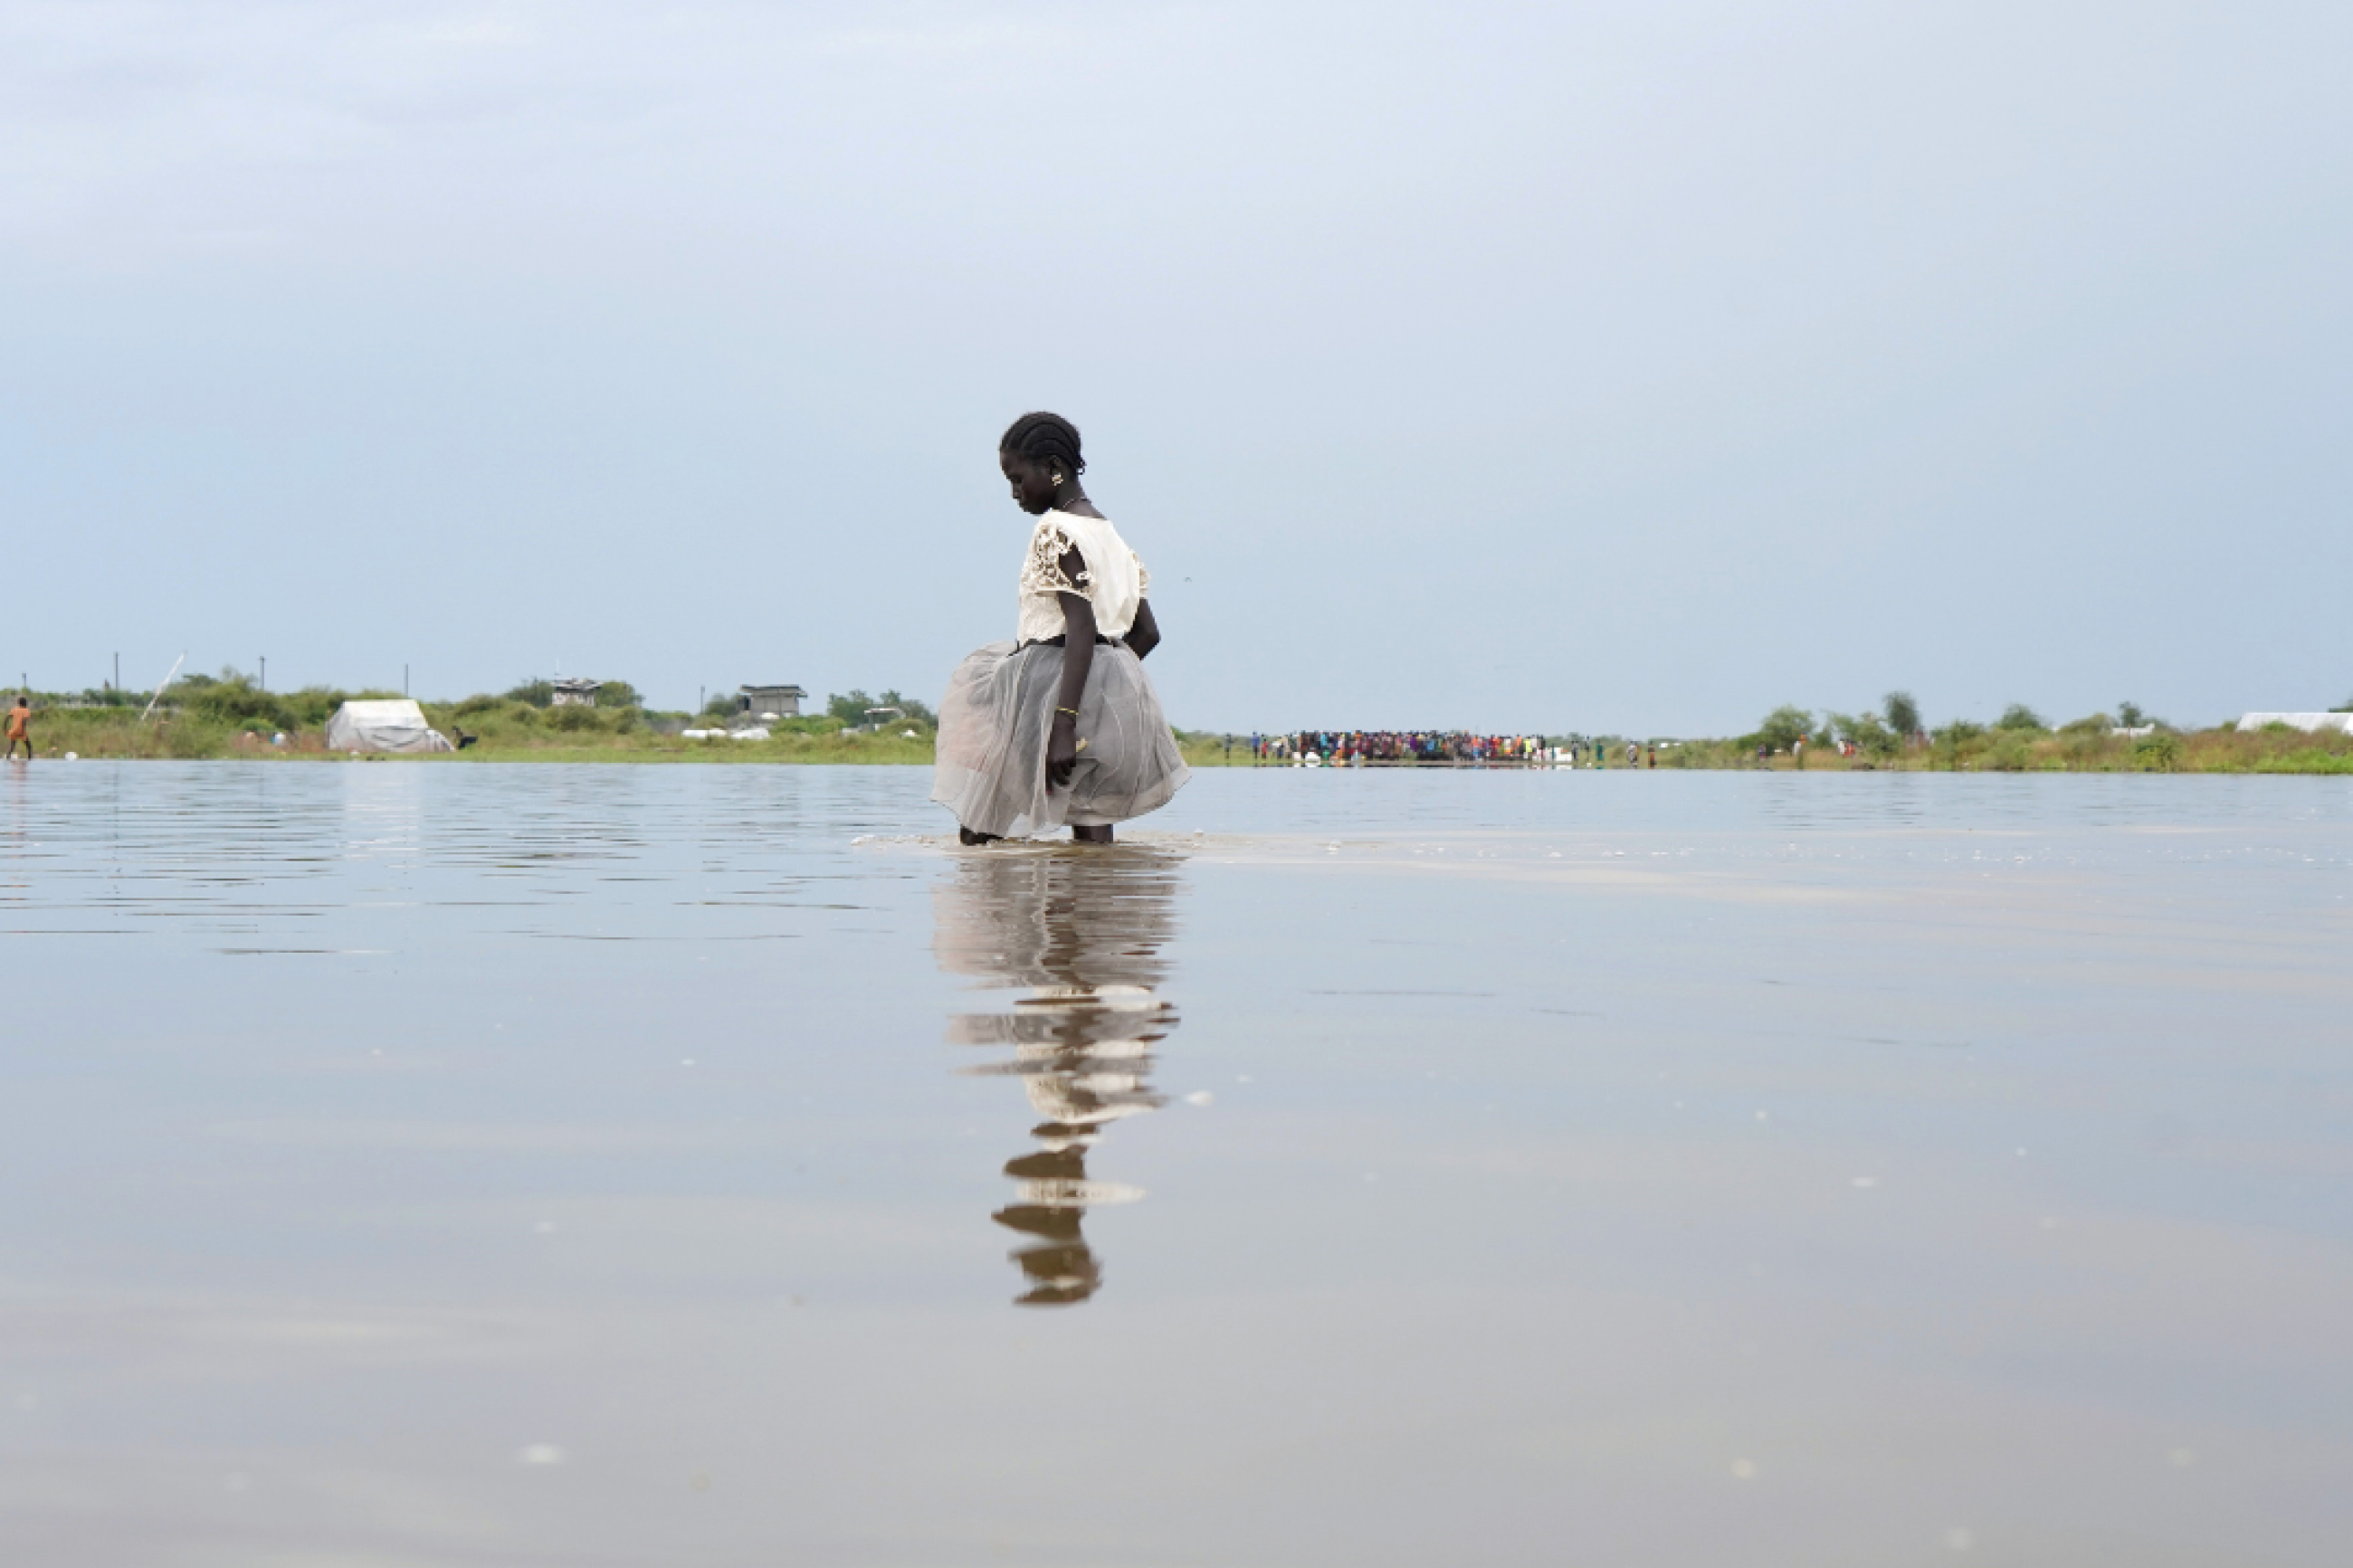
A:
931;641;1192;838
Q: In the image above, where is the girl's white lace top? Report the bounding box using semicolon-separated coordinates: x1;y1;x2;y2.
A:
1016;508;1151;643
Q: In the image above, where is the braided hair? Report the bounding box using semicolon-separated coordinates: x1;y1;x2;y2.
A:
999;411;1085;477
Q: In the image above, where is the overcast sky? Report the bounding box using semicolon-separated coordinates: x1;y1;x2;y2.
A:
3;0;2346;732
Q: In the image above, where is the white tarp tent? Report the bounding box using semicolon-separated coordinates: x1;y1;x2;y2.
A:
2235;712;2353;736
325;699;455;754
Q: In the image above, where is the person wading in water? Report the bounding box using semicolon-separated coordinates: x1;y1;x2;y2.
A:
930;413;1189;845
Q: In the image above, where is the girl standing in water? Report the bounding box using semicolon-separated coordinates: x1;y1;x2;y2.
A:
932;413;1190;844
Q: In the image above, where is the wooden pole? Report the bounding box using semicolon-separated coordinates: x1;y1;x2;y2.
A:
140;653;186;722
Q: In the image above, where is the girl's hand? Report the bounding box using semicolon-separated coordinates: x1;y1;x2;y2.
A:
1046;711;1080;788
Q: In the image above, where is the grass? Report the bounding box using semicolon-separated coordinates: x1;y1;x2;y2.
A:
16;698;1259;768
36;719;939;765
440;727;941;765
2250;746;2353;775
16;682;2349;774
1655;723;2353;774
1176;733;1253;767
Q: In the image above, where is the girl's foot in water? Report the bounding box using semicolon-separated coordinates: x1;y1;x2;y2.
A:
1072;824;1113;844
958;826;1004;846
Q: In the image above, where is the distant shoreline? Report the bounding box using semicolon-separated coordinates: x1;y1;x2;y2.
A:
15;701;2351;774
16;741;2353;774
1243;724;2353;775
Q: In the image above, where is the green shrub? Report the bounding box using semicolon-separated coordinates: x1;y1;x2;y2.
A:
827;688;938;727
281;686;355;727
1754;705;1810;753
548;704;640;735
2133;733;2182;772
1843;712;1899;758
176;673;296;731
1980;730;2038;771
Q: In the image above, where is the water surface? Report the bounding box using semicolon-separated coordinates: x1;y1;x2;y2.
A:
4;764;2349;1565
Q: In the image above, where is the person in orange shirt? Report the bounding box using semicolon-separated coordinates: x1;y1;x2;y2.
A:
6;693;31;760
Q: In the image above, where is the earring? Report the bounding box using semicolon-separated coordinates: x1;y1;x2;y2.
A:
1052;472;1065;484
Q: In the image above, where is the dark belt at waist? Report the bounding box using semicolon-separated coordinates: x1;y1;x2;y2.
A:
1018;634;1124;651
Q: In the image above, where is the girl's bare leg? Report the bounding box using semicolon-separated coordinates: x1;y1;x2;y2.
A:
1072;824;1113;844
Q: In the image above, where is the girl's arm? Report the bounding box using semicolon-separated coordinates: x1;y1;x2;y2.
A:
1127;599;1161;660
1046;545;1095;789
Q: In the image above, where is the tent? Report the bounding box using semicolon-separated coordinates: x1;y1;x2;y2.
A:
325;699;456;754
2235;712;2353;736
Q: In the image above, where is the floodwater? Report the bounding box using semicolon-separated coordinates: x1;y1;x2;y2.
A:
3;763;2349;1566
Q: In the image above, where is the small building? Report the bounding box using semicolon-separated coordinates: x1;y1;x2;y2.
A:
738;683;806;720
551;678;603;708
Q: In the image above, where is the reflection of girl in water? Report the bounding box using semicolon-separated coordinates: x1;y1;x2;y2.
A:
932;848;1186;1306
932;413;1190;845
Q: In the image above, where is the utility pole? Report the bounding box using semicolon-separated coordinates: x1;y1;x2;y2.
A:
259;656;266;692
112;652;119;692
404;663;409;697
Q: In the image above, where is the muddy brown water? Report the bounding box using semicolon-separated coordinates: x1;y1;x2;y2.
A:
3;763;2348;1565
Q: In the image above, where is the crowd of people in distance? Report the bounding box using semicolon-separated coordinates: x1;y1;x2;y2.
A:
1253;732;1652;766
